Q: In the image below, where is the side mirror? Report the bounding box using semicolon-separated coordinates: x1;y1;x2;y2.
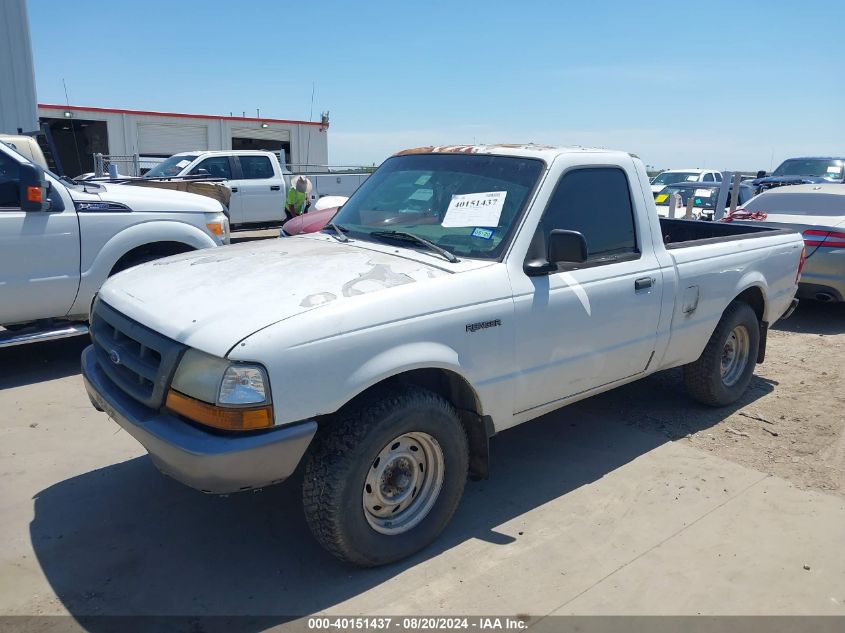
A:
549;229;588;264
19;163;48;212
524;229;588;276
755;170;767;179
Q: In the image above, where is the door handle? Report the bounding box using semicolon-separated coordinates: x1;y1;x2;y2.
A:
270;185;281;191
230;187;238;193
635;277;653;291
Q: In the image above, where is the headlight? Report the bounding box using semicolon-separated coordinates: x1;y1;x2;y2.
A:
167;349;272;430
219;365;269;404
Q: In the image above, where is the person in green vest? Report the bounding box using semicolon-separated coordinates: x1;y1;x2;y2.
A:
285;176;310;220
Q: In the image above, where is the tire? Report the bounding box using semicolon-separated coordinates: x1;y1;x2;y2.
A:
684;301;760;407
302;386;469;567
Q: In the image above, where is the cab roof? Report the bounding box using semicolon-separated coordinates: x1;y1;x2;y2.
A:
657;168;718;173
171;150;276;157
392;143;627;163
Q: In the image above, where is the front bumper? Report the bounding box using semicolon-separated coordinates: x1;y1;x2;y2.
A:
81;345;317;494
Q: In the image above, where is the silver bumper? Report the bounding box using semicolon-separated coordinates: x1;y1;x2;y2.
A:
81;345;317;494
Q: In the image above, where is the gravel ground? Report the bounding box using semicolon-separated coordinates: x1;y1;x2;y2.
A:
597;299;845;497
1;297;844;620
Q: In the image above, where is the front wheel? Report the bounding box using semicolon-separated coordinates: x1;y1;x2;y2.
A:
302;386;469;566
684;301;760;406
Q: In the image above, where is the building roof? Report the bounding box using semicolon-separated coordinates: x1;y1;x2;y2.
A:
38;103;323;127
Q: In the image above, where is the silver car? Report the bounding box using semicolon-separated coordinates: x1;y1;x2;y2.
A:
730;184;845;302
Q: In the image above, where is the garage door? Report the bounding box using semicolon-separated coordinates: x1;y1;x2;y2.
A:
137;123;208;155
231;126;290;142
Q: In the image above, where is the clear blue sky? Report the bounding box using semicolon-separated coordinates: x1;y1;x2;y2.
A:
29;0;845;170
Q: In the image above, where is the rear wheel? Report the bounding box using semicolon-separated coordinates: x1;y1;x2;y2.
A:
684;301;760;406
302;386;469;566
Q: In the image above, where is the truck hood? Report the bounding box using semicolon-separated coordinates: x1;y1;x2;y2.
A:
752;175;830;189
98;235;468;357
69;181;224;213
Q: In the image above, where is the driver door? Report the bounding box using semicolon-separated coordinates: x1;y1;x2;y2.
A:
510;161;663;414
0;153;81;323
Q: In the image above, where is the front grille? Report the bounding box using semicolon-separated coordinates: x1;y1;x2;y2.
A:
90;299;186;409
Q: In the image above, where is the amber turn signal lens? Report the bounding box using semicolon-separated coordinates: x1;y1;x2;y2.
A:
206;221;225;236
166;390;273;431
27;186;43;203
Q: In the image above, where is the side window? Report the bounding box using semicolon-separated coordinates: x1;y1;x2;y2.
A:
714;172;722;182
541;167;637;261
239;155;274;179
703;172;715;182
189;156;232;179
0;153;22;209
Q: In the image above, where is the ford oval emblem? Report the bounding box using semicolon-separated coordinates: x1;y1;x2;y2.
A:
109;349;121;365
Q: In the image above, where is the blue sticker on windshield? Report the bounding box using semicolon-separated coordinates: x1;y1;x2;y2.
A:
472;227;494;240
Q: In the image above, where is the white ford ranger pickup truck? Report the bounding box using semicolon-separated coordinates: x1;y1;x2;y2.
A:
81;144;803;566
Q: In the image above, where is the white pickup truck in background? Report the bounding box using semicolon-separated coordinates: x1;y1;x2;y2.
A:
144;150;369;226
0;140;228;347
82;144;803;566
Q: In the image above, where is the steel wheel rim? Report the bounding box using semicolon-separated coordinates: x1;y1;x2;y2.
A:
721;325;750;386
362;431;445;535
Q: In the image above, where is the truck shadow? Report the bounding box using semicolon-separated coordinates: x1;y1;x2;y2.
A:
0;336;88;390
29;369;771;627
772;300;845;335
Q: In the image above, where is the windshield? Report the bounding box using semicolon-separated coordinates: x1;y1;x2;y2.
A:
652;171;699;185
744;191;845;216
771;159;844;181
331;154;544;260
144;154;198;178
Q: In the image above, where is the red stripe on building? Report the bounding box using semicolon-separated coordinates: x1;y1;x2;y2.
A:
38;103;323;127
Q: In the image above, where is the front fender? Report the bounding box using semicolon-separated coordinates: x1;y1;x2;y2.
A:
344;341;471;403
262;339;479;426
70;220;218;316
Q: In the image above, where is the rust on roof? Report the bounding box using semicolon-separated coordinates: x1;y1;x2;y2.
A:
393;143;559;157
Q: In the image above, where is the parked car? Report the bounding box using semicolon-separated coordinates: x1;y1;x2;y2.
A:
650;168;722;195
0;140;228;347
280;201;344;236
144;150;289;227
752;157;845;192
145;151;370;228
723;184;845;302
82;144;803;566
654;181;755;220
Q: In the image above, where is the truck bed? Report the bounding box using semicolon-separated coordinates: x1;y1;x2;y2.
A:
659;218;795;249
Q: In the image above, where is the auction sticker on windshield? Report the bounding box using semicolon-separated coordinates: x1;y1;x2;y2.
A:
442;191;507;227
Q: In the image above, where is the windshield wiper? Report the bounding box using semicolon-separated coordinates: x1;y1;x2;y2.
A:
370;230;460;263
325;221;349;242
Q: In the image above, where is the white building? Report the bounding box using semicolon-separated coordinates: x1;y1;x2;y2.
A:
0;0;38;135
37;103;330;177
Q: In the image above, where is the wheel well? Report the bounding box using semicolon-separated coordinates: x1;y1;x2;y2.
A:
733;286;765;321
110;241;195;276
335;368;492;480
